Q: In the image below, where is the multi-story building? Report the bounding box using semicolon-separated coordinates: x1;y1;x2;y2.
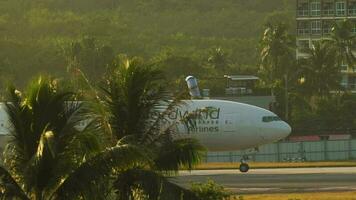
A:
296;0;356;92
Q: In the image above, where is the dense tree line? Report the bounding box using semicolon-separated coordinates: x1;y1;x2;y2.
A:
0;0;294;95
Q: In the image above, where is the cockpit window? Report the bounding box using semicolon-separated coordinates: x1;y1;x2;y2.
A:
262;116;282;122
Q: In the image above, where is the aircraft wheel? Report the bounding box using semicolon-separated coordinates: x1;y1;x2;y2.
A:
239;163;249;173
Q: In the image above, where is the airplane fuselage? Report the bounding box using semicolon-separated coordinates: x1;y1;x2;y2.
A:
168;100;291;151
0;100;291;152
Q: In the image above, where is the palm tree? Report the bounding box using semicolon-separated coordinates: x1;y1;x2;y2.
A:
207;47;229;72
0;77;151;200
259;22;295;95
97;57;206;199
259;22;295;120
299;41;341;96
328;19;356;69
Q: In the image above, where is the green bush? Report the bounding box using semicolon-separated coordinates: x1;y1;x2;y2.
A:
191;179;234;200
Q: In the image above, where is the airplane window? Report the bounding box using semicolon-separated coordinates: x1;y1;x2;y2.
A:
262;116;282;122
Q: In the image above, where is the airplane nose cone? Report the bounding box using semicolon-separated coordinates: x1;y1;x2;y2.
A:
283;122;292;137
274;122;292;140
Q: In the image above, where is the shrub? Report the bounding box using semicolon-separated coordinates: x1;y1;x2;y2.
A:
191;179;233;200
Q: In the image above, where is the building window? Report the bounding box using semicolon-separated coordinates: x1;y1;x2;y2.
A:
336;1;346;16
297;21;310;35
311;20;321;35
298;40;310;53
349;2;356;16
323;2;335;16
298;2;309;17
310;0;321;16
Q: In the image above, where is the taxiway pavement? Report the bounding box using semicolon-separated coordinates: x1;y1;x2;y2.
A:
173;167;356;194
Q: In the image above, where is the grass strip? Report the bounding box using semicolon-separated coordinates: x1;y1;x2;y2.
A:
237;191;356;200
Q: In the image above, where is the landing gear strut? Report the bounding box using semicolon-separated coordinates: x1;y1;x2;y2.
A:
239;155;250;173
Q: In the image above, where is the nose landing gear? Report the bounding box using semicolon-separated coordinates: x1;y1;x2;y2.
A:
239;163;249;173
239;155;250;173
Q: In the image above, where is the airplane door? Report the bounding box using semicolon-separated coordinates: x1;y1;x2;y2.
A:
222;114;236;133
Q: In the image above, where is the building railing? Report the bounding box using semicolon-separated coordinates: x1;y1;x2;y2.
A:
311;29;322;35
297;28;310;35
323;9;335;16
310;10;321;16
297;9;356;17
297;10;309;17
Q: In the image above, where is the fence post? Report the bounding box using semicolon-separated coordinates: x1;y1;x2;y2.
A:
348;139;352;160
299;142;305;161
323;139;328;161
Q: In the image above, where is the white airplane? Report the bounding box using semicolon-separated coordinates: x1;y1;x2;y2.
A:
164;99;291;172
167;76;291;172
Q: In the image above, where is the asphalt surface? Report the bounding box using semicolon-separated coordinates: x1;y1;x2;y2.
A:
173;167;356;194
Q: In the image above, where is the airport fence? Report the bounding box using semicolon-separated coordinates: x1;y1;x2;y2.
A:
205;139;356;163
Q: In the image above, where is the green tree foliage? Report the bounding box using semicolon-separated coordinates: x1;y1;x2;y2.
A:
291;94;356;134
191;179;232;200
0;76;157;200
259;22;295;92
259;21;296;119
65;37;115;81
0;0;294;92
0;77;103;199
207;48;229;72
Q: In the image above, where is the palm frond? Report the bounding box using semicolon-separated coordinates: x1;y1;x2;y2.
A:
3;76;104;198
154;138;206;172
52;143;152;199
0;166;29;200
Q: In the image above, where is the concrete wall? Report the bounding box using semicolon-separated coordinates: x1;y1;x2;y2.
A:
206;139;356;163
